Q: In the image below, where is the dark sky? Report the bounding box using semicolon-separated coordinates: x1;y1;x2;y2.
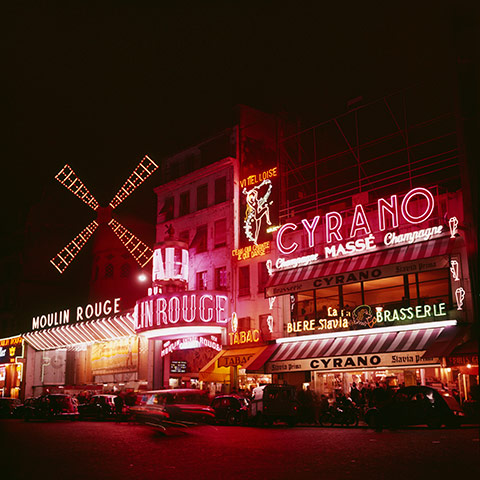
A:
3;1;469;332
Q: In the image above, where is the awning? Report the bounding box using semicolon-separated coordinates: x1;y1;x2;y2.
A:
422;325;468;358
269;327;447;363
22;312;136;351
445;339;479;368
199;345;273;383
265;236;455;297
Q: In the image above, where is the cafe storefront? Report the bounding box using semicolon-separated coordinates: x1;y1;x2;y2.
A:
262;187;474;400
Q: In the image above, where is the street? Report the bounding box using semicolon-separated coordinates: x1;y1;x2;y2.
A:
1;419;478;480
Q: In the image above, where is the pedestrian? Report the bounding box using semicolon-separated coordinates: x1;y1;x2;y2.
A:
114;394;124;419
350;382;361;405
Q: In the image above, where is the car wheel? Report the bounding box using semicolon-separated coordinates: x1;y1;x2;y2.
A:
320;412;335;427
227;412;239;426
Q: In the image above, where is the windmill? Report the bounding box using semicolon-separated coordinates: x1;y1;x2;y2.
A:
50;155;159;274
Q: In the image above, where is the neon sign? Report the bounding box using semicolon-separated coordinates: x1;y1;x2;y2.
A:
276;187;443;261
228;329;260;345
450;260;460;282
31;298;121;331
288;302;449;335
449;217;459;237
455;287;465;310
232;241;270;261
135;292;229;333
161;336;221;357
243;179;273;244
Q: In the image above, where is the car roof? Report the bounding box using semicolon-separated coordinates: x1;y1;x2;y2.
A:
143;389;208;394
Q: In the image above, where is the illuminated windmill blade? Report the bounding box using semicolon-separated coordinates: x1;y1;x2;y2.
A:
50;220;99;273
54;165;100;211
108;218;153;268
109;155;159;210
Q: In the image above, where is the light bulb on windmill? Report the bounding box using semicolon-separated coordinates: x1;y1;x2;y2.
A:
50;156;159;273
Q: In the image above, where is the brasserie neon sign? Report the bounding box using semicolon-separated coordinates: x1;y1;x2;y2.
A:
275;188;445;263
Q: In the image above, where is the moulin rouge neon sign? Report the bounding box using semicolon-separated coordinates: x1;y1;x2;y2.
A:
135;292;229;333
274;188;451;267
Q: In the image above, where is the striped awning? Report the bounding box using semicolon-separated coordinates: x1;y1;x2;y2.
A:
268;326;447;363
22;312;136;351
265;236;454;297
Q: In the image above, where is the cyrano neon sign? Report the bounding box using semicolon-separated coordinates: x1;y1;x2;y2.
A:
274;188;446;265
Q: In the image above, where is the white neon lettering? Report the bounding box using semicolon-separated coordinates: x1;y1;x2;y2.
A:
104;300;112;315
276;223;298;254
350;204;372;238
216;295;228;323
199;295;214;322
401;187;434;224
378;195;399;231
301;216;320;247
85;304;93;319
325;212;343;243
168;296;180;324
156;298;168;325
182;295;196;322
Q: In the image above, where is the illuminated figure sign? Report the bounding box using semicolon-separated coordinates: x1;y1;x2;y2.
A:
135;292;230;332
455;287;465;310
450;259;460;282
239;167;279;247
449;217;459;237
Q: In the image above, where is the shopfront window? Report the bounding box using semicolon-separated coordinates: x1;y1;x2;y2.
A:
363;276;407;309
290;268;451;327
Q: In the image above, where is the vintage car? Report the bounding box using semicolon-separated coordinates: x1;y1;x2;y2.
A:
130;389;215;427
365;385;465;429
211;394;250;425
250;384;299;426
24;394;79;421
77;394;119;420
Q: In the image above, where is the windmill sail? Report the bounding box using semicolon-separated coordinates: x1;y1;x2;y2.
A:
50;220;99;273
55;165;99;210
108;218;153;268
109;155;159;209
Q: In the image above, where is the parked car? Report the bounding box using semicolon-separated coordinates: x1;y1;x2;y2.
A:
78;394;118;420
24;394;79;421
250;384;299;426
0;397;22;418
365;385;465;430
131;389;215;427
10;397;37;419
211;395;250;425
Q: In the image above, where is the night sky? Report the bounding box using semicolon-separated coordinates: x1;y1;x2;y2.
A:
4;2;469;333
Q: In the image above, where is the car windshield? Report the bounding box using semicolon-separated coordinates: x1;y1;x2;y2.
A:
49;396;72;407
441;393;462;411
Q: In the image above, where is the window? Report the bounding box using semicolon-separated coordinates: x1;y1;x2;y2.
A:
161;196;174;220
239;266;250;296
363;276;407;309
214;176;227;204
215;266;227;290
196;271;208;290
120;263;131;278
342;283;363;310
105;263;114;279
410;270;450;306
315;286;340;317
238;316;251;330
196;184;208;210
257;262;269;292
179;191;190;216
214;219;226;247
192;225;208;253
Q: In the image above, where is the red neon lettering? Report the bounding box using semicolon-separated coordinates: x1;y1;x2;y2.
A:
216;295;228;323
401;188;435;224
378;195;399;231
302;216;320;247
349;204;372;238
276;223;298;254
325;212;343;243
